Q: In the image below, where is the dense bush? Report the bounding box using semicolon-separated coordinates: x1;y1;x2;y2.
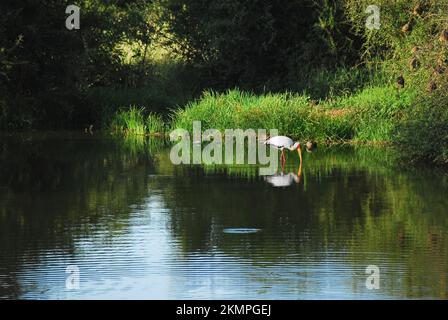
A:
396;93;448;164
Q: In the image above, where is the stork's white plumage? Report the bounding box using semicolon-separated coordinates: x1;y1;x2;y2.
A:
265;135;302;168
265;136;299;150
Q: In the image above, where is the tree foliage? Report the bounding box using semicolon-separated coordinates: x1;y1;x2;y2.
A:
0;0;155;128
160;0;362;90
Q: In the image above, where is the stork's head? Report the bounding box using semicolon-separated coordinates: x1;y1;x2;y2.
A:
305;141;317;153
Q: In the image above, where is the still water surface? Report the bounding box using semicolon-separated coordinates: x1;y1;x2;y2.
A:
0;132;447;299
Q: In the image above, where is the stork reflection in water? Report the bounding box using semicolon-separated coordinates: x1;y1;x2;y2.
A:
264;162;302;187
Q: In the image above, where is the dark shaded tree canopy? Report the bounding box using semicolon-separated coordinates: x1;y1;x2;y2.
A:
0;0;361;128
161;0;361;90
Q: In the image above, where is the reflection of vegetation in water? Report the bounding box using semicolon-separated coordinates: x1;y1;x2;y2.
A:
177;144;399;180
114;133;168;158
1;134;447;298
154;145;448;298
0;132;156;298
346;172;448;298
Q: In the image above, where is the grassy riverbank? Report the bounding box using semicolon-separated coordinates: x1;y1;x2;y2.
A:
171;87;417;142
110;83;448;165
110;86;416;142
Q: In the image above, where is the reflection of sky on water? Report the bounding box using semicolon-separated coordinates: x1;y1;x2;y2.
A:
11;192;408;300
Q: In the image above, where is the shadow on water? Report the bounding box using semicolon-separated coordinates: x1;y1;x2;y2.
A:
0;132;447;299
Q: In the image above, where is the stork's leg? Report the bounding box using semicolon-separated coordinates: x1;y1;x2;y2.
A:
281;149;285;169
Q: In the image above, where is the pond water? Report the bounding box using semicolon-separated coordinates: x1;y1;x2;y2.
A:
0;132;447;299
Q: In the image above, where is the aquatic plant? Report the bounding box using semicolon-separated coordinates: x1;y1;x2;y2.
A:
110;106;166;135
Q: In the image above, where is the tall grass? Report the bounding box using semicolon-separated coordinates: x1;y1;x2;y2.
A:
108;81;446;165
110;107;166;135
171;89;349;141
170;87;417;143
334;86;418;142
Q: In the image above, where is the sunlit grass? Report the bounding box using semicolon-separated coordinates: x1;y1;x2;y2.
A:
111;106;146;135
171;86;418;143
109;85;420;151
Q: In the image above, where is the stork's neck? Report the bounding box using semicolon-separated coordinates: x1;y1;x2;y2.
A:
288;142;300;151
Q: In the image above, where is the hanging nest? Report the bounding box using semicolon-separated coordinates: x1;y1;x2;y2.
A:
437;56;447;66
396;75;405;88
439;29;448;43
434;65;446;75
413;4;422;16
402;22;412;33
427;81;437;93
409;58;420;70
